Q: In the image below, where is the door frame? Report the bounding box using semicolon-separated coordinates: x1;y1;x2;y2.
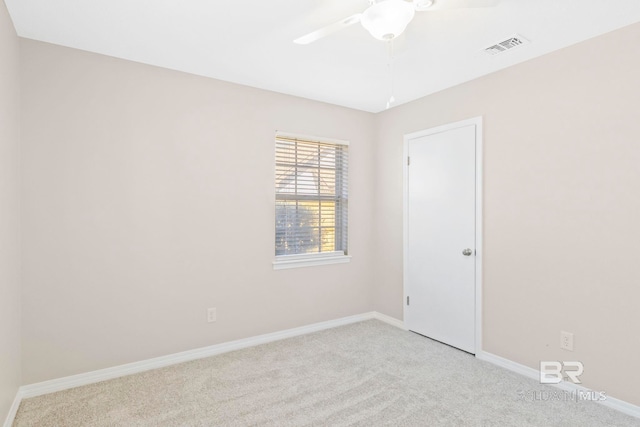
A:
403;116;483;355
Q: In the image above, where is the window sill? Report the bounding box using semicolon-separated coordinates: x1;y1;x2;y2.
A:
273;253;351;270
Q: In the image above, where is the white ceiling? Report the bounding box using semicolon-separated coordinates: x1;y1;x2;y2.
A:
6;0;640;113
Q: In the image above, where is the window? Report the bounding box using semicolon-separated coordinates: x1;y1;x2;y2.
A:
273;132;350;269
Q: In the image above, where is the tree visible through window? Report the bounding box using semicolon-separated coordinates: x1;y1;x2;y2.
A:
275;134;348;257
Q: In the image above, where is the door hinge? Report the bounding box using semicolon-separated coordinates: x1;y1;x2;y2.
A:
407;296;410;306
407;156;410;166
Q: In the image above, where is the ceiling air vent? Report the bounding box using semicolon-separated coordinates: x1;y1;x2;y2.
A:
484;35;529;56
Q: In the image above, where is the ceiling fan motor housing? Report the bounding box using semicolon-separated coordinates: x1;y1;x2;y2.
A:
361;0;416;41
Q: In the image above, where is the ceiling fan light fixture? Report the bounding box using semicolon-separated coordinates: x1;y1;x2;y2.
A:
413;0;435;11
361;0;416;41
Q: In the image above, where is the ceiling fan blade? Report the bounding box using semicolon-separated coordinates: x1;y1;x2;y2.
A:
426;0;500;11
294;13;362;45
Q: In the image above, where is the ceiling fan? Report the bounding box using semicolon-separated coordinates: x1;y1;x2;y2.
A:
294;0;499;44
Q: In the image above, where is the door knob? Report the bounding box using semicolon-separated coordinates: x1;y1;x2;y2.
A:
462;248;473;256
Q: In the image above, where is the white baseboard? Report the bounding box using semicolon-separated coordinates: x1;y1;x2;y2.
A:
476;351;640;419
18;311;401;401
3;390;23;427
372;311;405;329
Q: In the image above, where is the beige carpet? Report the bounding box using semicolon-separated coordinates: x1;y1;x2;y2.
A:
13;320;639;426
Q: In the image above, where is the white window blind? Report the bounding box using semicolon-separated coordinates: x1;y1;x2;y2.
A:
275;133;348;258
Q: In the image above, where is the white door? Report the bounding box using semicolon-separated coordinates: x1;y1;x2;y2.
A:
406;123;478;354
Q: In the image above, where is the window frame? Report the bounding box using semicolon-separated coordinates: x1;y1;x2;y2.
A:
273;131;351;270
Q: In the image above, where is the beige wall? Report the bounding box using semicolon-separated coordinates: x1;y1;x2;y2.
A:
0;0;21;420
374;23;640;405
20;39;376;384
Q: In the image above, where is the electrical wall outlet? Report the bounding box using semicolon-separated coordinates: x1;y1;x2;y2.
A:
560;331;574;351
207;307;217;323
